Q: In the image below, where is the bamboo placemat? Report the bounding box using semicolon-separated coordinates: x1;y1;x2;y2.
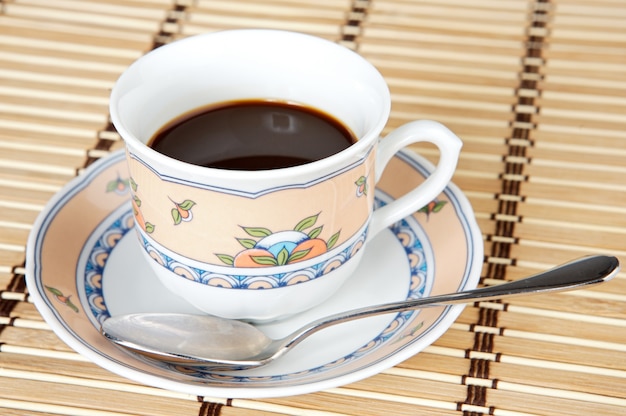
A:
1;0;624;415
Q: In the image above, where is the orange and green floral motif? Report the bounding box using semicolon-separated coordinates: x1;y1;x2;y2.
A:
418;199;447;220
216;213;340;268
393;321;424;344
106;174;130;195
129;177;155;233
355;175;368;197
170;198;196;225
131;197;154;233
45;286;79;313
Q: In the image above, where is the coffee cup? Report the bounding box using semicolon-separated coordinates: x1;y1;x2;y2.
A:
110;29;462;322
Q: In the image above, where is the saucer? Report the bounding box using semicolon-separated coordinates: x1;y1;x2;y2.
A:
26;149;483;398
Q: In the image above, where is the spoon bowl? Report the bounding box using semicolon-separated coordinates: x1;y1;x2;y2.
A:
102;255;620;370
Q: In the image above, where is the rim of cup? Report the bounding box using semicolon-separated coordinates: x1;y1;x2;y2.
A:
109;29;391;180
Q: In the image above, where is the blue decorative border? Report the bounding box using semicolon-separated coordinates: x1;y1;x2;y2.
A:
84;209;135;323
138;225;368;289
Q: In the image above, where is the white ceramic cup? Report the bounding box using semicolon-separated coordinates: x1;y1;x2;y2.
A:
110;29;462;322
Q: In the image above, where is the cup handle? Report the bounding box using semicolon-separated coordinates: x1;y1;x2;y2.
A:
367;120;463;240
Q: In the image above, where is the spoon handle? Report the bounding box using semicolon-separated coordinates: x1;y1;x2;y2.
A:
285;255;620;348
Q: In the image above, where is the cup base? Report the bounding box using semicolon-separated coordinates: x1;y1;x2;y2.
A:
139;247;365;322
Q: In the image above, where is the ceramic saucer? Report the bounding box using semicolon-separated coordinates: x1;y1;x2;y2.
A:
26;149;482;398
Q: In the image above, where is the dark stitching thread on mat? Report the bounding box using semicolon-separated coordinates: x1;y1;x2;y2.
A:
152;0;196;49
461;1;550;415
198;401;223;416
341;0;371;50
0;262;27;339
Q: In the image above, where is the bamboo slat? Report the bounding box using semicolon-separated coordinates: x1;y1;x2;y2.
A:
182;0;352;41
0;378;202;416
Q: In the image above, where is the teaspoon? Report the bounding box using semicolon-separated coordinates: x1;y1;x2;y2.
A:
101;255;619;370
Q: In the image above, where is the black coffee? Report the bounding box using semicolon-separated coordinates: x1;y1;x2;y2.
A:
148;100;357;170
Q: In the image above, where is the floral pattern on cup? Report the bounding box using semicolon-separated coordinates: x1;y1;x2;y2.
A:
170;198;196;225
125;162;372;273
128;177;155;234
216;213;340;268
355;175;368;197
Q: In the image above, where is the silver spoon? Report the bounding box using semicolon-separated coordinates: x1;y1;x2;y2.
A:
101;255;619;370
